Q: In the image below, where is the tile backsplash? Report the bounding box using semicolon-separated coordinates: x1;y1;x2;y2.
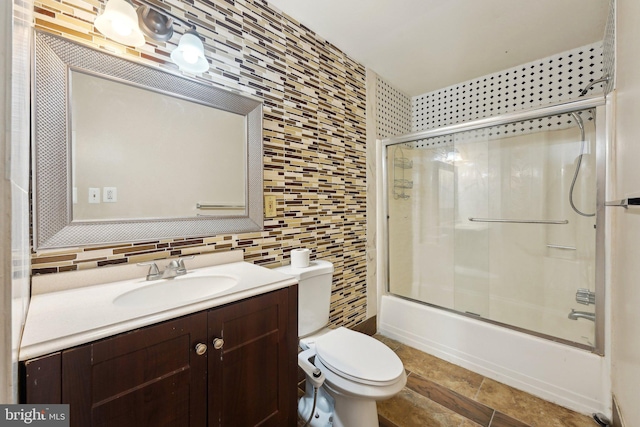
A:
31;0;368;328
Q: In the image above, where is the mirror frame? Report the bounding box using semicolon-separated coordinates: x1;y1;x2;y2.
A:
33;30;264;250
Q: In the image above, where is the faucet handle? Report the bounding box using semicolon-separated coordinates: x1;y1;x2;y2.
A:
137;262;161;280
176;259;186;274
177;256;194;274
575;288;596;305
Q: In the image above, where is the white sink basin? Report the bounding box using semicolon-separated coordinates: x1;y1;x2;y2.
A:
113;275;238;307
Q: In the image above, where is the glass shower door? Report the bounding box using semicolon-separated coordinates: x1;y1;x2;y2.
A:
386;109;598;347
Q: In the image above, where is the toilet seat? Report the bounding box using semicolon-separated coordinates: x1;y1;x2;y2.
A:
314;327;404;386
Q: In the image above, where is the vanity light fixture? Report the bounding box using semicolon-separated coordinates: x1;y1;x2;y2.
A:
94;0;209;74
137;4;174;42
170;28;209;73
94;0;145;47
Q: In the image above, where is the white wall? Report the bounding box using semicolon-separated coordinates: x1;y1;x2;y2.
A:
612;0;640;425
1;0;32;403
0;0;12;403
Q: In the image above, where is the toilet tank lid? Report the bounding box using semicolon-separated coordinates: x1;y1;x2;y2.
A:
273;259;334;280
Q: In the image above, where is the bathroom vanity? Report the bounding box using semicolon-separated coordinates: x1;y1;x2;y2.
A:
20;253;299;427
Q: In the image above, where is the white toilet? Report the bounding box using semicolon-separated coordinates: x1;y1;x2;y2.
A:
275;260;406;427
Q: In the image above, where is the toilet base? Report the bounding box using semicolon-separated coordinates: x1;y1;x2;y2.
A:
298;380;335;426
298;382;380;427
331;394;379;427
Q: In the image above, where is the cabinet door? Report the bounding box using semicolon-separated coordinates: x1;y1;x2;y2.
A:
22;352;62;404
208;288;297;427
62;311;208;427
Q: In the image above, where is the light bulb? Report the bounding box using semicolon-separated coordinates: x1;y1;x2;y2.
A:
182;47;200;64
111;18;133;36
170;29;209;73
94;0;145;47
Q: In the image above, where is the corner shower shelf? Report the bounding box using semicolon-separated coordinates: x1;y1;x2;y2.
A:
394;179;413;189
392;146;412;200
394;157;413;169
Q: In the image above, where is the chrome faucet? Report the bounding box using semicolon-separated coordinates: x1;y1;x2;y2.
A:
139;257;191;280
568;309;595;322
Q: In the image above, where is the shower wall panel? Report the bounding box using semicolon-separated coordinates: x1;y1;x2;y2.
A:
412;42;604;131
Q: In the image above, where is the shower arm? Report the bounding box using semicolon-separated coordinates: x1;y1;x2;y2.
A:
579;75;610;97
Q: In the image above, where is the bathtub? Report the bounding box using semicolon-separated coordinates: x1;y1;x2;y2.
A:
378;294;610;416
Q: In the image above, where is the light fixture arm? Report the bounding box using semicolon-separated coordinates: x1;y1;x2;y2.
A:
95;0;208;73
134;0;195;31
137;0;208;73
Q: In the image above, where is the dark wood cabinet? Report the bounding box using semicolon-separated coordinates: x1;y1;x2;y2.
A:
21;287;298;427
208;287;296;427
62;312;208;427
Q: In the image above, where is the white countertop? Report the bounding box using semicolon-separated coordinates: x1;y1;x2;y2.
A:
20;261;297;361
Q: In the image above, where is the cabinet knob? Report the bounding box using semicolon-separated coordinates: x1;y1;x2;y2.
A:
195;343;207;356
212;338;224;350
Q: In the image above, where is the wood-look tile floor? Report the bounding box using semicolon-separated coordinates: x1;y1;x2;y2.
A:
375;335;597;427
298;334;598;427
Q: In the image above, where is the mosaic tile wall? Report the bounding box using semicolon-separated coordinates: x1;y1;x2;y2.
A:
30;0;368;328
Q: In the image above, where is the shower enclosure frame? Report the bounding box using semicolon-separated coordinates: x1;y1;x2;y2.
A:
381;94;607;355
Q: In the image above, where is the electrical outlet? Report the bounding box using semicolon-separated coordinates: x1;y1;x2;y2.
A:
88;188;100;204
264;195;277;218
103;187;117;203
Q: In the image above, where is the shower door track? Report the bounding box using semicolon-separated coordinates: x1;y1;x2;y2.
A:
381;94;605;144
381;94;607;355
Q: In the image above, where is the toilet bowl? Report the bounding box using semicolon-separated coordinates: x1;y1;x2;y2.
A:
275;260;406;427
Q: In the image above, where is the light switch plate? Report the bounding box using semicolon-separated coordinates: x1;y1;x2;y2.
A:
88;188;100;204
264;195;277;218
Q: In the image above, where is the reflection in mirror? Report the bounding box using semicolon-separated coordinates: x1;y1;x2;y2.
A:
70;70;247;221
33;30;264;249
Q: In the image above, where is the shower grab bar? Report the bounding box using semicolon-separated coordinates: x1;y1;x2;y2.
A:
468;217;568;225
605;197;640;208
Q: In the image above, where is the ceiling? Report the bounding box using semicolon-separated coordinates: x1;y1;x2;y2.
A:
266;0;609;96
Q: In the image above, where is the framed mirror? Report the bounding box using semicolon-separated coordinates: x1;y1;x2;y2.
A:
33;30;264;249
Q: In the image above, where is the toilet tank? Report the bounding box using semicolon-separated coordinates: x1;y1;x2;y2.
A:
274;260;334;337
